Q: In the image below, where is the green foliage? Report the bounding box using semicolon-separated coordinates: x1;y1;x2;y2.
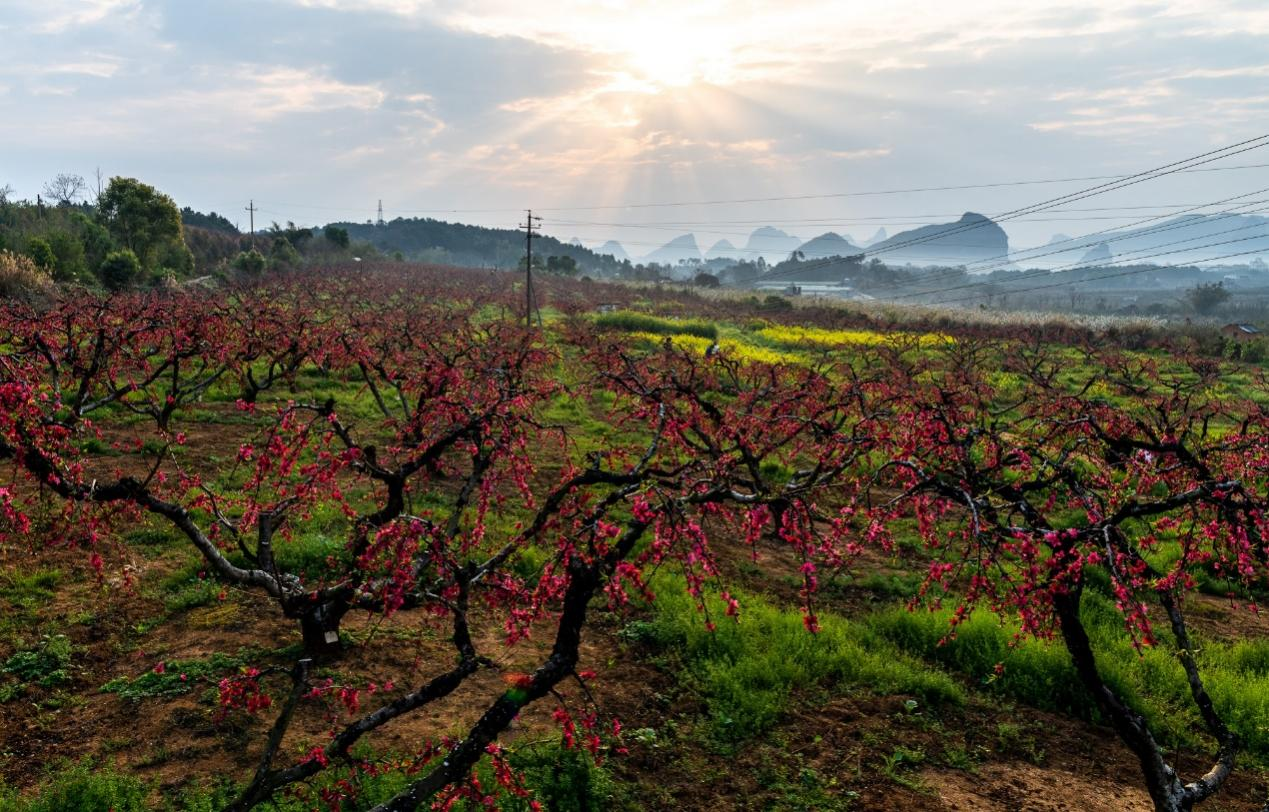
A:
99;651;248;700
268;236;301;270
1187;281;1230;314
96;177;183;271
0;569;61;609
97;248;141;291
594;310;718;340
868;593;1269;760
24;237;56;271
323;224;350;248
502;743;628;811
45;230;87;281
0;761;147;812
545;255;579;276
643;581;963;742
231;249;266;275
1;634;74;696
72;213;115;272
180;207;237;234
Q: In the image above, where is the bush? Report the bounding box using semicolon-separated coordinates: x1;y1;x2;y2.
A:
97;249;141;291
24;238;56;271
0;250;53;300
231;249;267;275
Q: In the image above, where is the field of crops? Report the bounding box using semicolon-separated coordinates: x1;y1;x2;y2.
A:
3;264;1269;811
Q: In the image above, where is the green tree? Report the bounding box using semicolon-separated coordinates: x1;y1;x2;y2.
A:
46;230;87;282
96;177;183;271
1187;281;1231;315
25;237;56;272
268;236;301;270
231;249;267;275
546;255;579;276
323;225;350;249
72;213;115;271
97;249;141;292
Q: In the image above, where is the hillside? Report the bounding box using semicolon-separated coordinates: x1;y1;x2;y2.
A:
332;217;627;274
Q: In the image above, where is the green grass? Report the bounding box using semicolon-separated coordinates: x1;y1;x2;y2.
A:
99;651;252;701
867;590;1269;761
594;310;718;341
637;579;964;743
0;569;61;609
0;634;74;701
0;761;147;812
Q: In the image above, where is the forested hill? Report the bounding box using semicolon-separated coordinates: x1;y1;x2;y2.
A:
332;217;625;275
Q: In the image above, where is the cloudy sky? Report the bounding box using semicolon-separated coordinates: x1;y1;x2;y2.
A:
2;0;1268;250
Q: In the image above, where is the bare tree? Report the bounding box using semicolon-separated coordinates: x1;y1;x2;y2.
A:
42;172;88;206
0;184;13;205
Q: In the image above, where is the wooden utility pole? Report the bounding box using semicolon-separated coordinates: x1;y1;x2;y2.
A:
519;209;543;328
245;200;257;249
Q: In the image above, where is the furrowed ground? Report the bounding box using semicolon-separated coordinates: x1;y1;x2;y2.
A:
3;264;1269;811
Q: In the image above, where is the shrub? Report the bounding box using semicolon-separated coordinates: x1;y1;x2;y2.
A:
0;250;53;300
24;237;56;271
97;249;141;291
231;249;267;275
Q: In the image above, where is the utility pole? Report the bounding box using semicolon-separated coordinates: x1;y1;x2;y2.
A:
519;209;543;328
245;200;257;249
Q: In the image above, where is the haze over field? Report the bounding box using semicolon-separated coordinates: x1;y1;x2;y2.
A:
3;0;1269;250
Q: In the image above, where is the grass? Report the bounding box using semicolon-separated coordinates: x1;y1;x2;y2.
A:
0;634;74;702
636;578;964;743
594;310;718;340
867;589;1269;761
0;569;61;609
99;651;254;701
0;761;147;812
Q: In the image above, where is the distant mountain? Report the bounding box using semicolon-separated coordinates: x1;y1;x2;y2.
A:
643;233;701;266
868;212;1008;266
743;226;803;264
1019;214;1269;269
568;237;584;247
596;240;630;262
705;239;741;261
1046;233;1073;246
1079;242;1113;265
796;232;862;260
863;227;888;247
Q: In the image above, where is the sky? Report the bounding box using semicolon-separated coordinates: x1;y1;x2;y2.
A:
2;0;1269;253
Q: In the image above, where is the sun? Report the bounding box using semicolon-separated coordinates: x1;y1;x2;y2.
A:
617;23;737;88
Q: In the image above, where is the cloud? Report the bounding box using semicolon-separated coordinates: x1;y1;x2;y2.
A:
16;0;140;34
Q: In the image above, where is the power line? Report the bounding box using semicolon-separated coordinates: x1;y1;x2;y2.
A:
896;222;1269;305
929;246;1269;307
246;160;1269;217
746;138;1269;287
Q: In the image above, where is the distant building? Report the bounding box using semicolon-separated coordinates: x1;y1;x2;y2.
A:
1222;323;1262;342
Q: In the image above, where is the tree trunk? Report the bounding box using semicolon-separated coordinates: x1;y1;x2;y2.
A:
296;601;346;659
1054;588;1187;812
